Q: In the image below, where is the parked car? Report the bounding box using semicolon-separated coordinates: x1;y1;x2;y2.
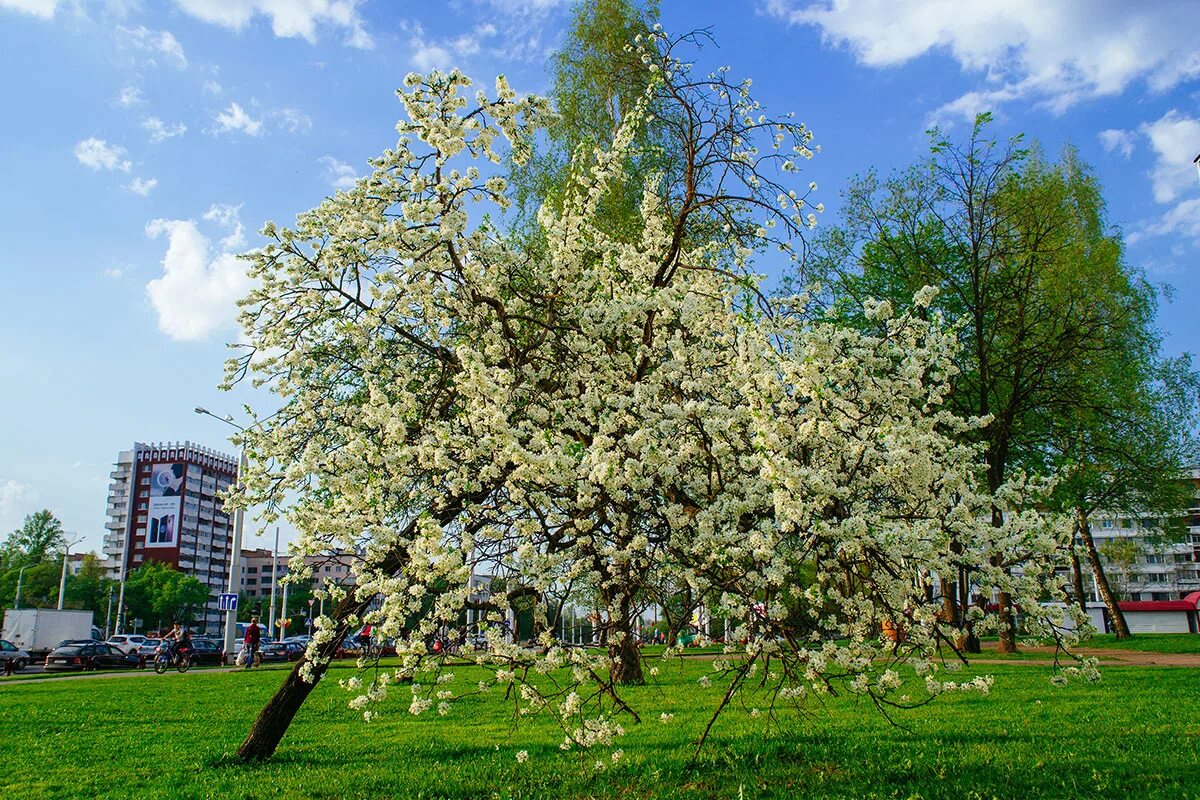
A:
44;643;140;672
185;638;226;666
54;638;104;650
106;634;148;654
136;639;163;657
258;642;294;663
0;639;31;671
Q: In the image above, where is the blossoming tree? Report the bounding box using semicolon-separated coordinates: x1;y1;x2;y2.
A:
226;28;1083;763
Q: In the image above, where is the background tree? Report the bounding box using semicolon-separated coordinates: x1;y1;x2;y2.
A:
62;552;119;617
801;118;1167;652
3;510;65;566
0;560;60;612
122;561;210;631
1050;350;1200;636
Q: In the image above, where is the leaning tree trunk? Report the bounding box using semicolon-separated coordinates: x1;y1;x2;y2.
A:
1076;507;1131;639
237;590;371;760
1069;544;1088;614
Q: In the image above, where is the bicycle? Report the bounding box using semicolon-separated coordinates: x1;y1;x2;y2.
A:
153;645;192;674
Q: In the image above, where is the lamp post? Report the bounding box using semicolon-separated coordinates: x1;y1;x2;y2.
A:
14;565;27;609
105;586;115;639
56;536;85;611
195;406;249;663
267;526;279;639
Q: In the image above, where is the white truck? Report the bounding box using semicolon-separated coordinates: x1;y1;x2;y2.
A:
2;609;97;658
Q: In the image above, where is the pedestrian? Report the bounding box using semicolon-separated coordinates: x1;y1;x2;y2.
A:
244;616;262;669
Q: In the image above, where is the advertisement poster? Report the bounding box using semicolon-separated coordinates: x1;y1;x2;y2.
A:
147;463;184;548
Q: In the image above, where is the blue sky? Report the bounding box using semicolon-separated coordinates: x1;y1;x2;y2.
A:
1;0;1197;557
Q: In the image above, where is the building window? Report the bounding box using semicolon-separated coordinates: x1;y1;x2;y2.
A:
247;578;257;585
247;566;258;573
139;477;150;486
1101;519;1113;529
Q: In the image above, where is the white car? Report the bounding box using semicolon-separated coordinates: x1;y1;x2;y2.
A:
0;639;31;671
106;635;148;654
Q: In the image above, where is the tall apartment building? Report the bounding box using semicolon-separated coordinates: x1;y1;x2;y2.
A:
1083;470;1200;602
102;441;238;632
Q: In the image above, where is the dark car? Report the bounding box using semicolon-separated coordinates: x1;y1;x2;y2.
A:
185;638;226;666
44;643;140;672
258;642;293;663
54;638;104;649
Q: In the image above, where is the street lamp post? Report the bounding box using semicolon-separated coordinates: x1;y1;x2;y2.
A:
267;526;279;639
105;587;114;639
14;565;27;609
56;536;84;611
195;406;249;663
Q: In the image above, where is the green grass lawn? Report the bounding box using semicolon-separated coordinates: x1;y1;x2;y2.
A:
1074;633;1200;653
1;659;1198;800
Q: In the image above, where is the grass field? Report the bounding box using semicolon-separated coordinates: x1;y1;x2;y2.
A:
1074;633;1200;653
2;655;1199;800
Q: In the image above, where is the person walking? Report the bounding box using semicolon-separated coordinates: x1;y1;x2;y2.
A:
244;616;262;669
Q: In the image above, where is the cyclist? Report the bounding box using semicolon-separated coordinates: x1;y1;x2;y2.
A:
243;616;262;669
357;623;372;650
161;622;184;662
175;627;192;665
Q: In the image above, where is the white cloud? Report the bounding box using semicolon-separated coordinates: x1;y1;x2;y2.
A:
1126;110;1200;245
274;107;312;134
1098;129;1134;160
126;176;158;195
119;24;187;69
142;115;187;143
1140;110;1200;204
203;79;223;95
767;0;1200;120
0;0;56;18
145;214;254;341
214;101;263;137
105;266;126;278
1131;199;1200;245
172;0;373;49
202;202;246;249
75;137;131;172
319;155;358;191
411;42;451;72
116;85;145;107
405;21;500;72
0;479;34;531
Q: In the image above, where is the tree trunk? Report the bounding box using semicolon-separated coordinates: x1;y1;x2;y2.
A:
608;594;643;686
1069;544;1088;613
1076;507;1131;639
996;590;1017;653
237;591;369;760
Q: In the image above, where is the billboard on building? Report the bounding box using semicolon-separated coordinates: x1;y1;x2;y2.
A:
147;463;184;548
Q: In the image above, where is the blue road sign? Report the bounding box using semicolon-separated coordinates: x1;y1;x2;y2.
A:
218;593;238;611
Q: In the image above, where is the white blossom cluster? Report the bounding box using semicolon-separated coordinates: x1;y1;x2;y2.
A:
225;28;1087;760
